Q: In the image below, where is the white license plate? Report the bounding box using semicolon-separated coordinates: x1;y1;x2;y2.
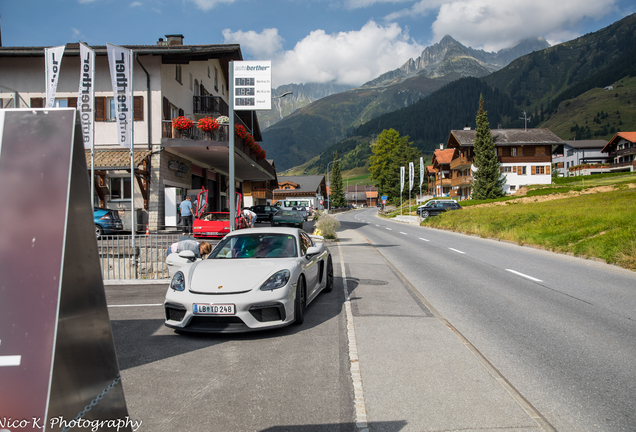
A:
193;304;235;315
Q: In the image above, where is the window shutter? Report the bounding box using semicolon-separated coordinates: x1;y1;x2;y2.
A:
517;166;522;175
497;147;503;156
163;97;170;120
30;98;44;108
531;166;536;175
95;97;106;121
133;96;143;121
500;167;504;173
67;97;77;108
546;165;551;175
518;146;523;156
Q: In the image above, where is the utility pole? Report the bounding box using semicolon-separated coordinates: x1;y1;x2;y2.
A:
520;111;531;131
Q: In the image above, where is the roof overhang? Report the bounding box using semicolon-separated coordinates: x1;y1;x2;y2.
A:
162;139;275;182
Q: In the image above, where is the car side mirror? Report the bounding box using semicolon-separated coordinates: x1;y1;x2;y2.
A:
179;250;197;261
306;244;324;257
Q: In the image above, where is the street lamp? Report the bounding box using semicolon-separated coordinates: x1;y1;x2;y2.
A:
326;159;340;213
355;182;361;207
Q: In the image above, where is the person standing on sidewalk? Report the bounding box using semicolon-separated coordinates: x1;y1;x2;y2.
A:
180;195;194;235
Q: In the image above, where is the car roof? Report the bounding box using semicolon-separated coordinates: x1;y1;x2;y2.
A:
225;227;301;237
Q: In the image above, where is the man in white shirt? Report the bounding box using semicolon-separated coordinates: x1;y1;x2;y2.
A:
243;208;257;228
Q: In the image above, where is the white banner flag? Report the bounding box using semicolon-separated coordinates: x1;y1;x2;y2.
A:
400;166;405;193
409;162;414;191
45;45;65;108
107;43;133;149
420;157;424;187
78;42;95;150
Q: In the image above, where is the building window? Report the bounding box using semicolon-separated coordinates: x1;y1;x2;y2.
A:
214;67;219;91
176;65;183;84
535;146;547;156
110;177;131;200
53;99;68;108
535;166;545;175
189;73;193;90
208;66;210;78
95;96;144;121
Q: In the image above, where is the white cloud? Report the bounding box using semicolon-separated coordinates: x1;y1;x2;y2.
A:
130;1;142;6
186;0;237;12
428;0;619;51
344;0;412;8
225;21;423;87
222;28;285;58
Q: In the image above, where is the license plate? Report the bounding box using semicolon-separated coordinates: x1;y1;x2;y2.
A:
193;304;235;315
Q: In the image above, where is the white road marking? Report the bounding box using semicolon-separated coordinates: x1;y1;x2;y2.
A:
449;248;465;254
108;303;163;308
336;241;369;430
419;238;430;242
0;355;21;367
506;269;543;282
375;224;380;227
386;228;392;231
400;232;408;235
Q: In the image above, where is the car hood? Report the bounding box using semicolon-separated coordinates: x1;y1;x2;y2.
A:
187;259;294;294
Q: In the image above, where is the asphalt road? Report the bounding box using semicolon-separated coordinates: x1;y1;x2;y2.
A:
339;208;636;432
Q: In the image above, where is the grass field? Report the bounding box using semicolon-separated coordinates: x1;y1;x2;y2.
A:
385;173;636;270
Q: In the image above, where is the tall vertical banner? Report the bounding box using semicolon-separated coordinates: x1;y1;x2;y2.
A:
107;43;135;241
78;42;95;150
420;157;424;187
45;45;65;108
107;43;133;149
400;166;405;193
409;162;414;191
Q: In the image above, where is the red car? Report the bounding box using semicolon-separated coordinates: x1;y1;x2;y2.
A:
193;190;244;238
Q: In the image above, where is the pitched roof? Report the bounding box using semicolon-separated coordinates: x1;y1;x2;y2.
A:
602;131;636;153
432;148;455;165
85;150;151;170
275;175;324;194
563;140;608;149
448;128;564;147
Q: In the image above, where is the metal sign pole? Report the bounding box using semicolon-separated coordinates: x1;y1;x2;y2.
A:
130;50;135;270
229;62;235;231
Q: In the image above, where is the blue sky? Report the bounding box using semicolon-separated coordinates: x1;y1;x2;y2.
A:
2;0;634;87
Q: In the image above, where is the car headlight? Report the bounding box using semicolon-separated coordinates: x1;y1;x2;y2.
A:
171;271;185;291
260;270;291;291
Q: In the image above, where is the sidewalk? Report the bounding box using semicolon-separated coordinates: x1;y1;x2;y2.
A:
334;226;547;432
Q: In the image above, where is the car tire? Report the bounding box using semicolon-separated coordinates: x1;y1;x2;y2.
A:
421;211;429;219
294;276;306;325
95;225;103;238
323;257;334;293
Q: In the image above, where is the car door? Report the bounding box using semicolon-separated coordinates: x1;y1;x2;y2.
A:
299;232;320;295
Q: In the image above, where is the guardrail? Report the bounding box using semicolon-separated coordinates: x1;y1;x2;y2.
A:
98;234;184;280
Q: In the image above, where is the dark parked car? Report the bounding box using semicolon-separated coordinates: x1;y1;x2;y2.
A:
272;209;304;228
94;208;123;237
416;200;462;218
249;205;280;223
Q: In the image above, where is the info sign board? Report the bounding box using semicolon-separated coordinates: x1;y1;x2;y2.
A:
0;109;131;431
233;61;272;110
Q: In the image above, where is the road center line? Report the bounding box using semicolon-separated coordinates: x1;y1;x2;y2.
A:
448;248;465;254
336;240;369;431
400;232;407;235
386;228;392;231
108;303;163;308
506;269;543;282
419;238;430;242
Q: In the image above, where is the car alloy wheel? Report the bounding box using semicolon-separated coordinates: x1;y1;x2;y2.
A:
95;225;103;238
294;277;306;325
421;210;429;219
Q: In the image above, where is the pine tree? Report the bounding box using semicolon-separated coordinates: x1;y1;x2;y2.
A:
369;129;420;203
330;152;347;208
472;95;505;200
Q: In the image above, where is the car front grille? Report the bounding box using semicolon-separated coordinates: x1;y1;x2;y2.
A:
249;303;285;322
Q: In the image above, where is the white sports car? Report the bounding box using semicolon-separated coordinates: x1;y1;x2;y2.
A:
164;227;334;333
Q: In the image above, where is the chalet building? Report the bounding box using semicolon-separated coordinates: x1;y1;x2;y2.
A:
426;148;455;197
273;175;326;210
345;185;378;207
0;34;276;231
600;132;636;172
552;140;611;177
445;128;563;199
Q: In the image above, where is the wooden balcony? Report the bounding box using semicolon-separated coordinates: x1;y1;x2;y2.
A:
251;188;273;200
450;155;472;170
451;176;473;187
193;95;229;116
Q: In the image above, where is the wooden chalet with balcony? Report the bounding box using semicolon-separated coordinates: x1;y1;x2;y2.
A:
601;132;636;172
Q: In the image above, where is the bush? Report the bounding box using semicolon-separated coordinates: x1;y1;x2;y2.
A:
315;214;340;239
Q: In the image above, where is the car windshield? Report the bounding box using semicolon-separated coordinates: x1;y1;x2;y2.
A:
276;210;299;217
208;233;297;259
198;212;230;221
